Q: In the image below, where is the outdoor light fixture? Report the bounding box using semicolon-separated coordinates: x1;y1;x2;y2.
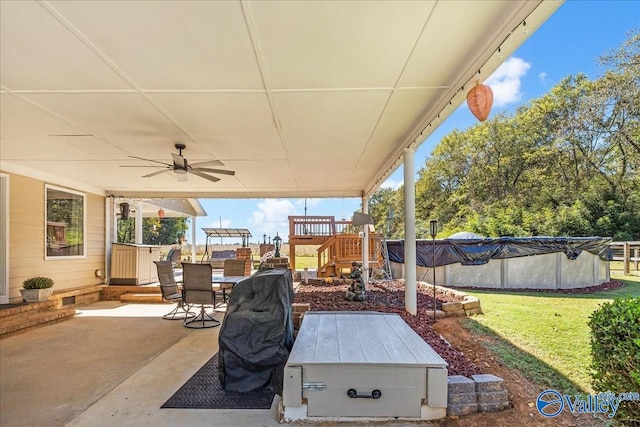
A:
242;234;247;248
429;220;438;321
466;82;493;122
273;233;282;258
119;202;130;220
263;234;267;244
158;209;165;219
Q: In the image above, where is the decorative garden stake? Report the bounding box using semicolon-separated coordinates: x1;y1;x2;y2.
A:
466;82;493;121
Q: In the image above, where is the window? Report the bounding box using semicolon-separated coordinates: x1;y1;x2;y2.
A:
45;185;86;259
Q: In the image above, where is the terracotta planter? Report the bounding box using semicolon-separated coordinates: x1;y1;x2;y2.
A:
20;288;53;302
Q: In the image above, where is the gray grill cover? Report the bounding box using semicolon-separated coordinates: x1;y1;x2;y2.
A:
218;268;294;394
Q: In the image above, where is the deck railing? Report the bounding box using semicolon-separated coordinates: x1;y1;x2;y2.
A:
609;241;640;275
289;215;353;237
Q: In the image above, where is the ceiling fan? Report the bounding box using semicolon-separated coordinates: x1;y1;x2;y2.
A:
121;143;234;183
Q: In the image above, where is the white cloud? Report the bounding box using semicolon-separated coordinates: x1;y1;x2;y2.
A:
486;57;531;107
248;199;297;237
538;71;549;85
380;178;403;190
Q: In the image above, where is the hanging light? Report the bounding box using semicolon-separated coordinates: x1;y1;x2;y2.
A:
158;209;165;219
466;82;493;122
119;202;130;220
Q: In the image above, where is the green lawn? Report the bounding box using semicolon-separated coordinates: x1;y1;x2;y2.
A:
292;255;319;270
463;275;640;394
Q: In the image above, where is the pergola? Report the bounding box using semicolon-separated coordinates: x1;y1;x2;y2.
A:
0;0;562;313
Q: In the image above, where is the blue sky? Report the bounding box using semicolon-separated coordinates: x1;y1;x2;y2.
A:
190;1;640;245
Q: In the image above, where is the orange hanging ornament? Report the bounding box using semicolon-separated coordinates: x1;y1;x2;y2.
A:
158;209;165;219
466;82;493;122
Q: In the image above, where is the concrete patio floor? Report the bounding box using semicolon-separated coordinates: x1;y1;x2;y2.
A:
0;301;283;427
1;300;440;427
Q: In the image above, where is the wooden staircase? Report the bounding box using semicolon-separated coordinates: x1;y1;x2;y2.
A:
317;233;383;277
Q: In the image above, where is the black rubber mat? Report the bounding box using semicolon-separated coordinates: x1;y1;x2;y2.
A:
161;353;275;409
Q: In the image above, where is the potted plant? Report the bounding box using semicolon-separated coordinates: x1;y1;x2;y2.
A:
21;276;54;302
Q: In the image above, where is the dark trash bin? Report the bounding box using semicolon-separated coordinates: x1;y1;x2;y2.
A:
218;268;294;395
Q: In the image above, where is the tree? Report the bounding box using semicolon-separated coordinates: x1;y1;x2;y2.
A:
118;217;188;244
375;29;640;240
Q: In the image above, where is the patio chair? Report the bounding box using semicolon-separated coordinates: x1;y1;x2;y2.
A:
219;258;247;303
181;262;221;328
165;248;182;268
154;260;195;320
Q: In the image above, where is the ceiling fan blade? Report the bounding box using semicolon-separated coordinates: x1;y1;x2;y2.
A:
190;170;221;183
128;155;172;167
189;159;224;168
142;169;172;178
120;165;164;168
193;167;235;176
171;153;187;168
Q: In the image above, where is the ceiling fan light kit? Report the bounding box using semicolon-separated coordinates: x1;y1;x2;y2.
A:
121;143;234;183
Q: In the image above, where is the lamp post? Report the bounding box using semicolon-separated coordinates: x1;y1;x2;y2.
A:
429;220;438;321
273;233;282;258
263;234;267;244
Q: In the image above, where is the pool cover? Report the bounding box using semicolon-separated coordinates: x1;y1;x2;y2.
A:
386;236;612;267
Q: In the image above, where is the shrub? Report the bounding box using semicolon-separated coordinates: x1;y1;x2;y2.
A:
588;297;640;425
22;276;55;289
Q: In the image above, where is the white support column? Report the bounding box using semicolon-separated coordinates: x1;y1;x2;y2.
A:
135;201;143;244
105;197;112;284
191;216;197;263
404;148;417;314
362;194;369;281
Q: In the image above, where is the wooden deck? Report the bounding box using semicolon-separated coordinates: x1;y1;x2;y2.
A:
288;216;383;277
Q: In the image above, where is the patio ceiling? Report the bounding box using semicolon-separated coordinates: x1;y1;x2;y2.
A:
0;1;561;199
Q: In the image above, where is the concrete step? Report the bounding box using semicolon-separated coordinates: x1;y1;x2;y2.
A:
0;307;76;338
119;293;164;303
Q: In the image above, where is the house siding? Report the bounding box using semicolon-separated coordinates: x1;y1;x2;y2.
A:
6;173;105;303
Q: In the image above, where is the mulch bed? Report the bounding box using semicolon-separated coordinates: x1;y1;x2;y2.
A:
455;280;624;294
294;279;481;377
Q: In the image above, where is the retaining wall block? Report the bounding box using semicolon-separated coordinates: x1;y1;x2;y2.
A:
425;309;447;319
465;307;483;316
477;390;509;405
448;392;478;405
447;403;479;416
447;376;478;416
472;374;505;393
462;298;480;310
447;376;476;394
446;309;466;317
442;301;463;312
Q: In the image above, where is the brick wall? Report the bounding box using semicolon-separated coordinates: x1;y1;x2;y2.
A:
235;247;252;276
259;244;275;256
